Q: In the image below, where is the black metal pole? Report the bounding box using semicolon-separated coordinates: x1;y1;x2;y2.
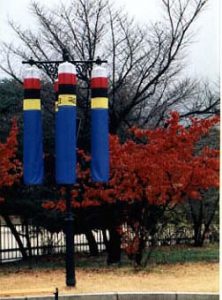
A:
65;185;76;286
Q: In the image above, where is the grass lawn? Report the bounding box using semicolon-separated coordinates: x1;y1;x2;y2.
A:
148;243;219;264
0;244;219;297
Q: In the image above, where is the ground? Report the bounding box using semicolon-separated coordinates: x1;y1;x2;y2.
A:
0;245;219;297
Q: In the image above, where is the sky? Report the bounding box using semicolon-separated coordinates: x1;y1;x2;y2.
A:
0;0;220;82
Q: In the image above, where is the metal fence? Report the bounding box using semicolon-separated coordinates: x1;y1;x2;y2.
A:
0;224;106;263
0;223;219;263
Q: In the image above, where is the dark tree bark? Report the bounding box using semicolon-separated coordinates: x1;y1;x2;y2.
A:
107;226;121;265
84;229;99;256
134;238;146;266
193;223;203;247
24;219;32;257
102;229;109;251
2;215;28;260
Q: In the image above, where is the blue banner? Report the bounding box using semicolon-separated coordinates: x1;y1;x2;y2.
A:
23;110;44;184
91;109;109;182
56;106;76;184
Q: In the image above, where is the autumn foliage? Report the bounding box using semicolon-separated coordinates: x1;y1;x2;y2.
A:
42;112;219;264
0;119;22;202
43;112;219;210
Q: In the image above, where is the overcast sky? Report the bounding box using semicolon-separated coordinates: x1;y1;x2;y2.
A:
0;0;219;81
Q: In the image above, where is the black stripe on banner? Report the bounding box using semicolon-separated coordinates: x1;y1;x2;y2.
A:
24;89;40;99
59;84;76;94
91;88;108;98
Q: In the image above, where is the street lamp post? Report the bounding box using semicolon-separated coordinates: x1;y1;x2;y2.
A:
22;49;107;287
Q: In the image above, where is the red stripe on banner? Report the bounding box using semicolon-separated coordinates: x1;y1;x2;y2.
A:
58;73;77;85
54;81;58;92
91;77;108;89
24;78;40;89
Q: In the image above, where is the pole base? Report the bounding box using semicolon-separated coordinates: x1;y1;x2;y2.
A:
66;278;76;287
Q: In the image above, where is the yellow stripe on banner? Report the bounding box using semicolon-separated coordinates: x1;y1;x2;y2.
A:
58;94;76;106
23;99;41;110
55;101;58;112
91;97;108;109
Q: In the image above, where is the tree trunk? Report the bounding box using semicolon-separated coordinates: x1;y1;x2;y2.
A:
24;219;32;257
85;229;98;256
2;215;28;260
194;223;203;247
107;227;121;265
102;229;109;251
135;238;146;266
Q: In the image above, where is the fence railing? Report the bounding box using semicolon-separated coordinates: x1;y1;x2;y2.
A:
0;223;219;263
0;224;106;263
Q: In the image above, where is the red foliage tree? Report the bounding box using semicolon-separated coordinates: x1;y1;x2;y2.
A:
0;119;22;202
43;112;219;264
43;111;219;210
46;112;218;208
107;112;219;206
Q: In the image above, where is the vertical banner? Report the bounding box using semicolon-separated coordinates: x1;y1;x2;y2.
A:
23;67;44;184
90;65;109;182
56;62;77;184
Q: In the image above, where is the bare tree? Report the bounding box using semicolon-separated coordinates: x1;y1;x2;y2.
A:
180;81;220;119
0;0;218;135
